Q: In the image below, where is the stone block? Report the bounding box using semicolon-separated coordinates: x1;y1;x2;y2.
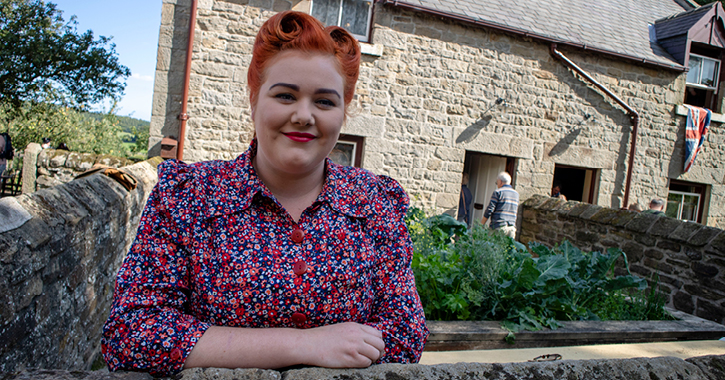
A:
673;291;694;313
691;262;719;278
622;242;644;262
695;299;725;324
588;208;619;224
704;231;725;258
644;249;664;260
648;217;682;238
689;226;722;246
670;222;703;243
685;248;703;261
609;210;637;227
656;240;681;253
624;213;659;233
580;205;604;220
566;202;592;218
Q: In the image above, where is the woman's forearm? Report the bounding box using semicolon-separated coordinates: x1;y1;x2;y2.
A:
184;322;384;370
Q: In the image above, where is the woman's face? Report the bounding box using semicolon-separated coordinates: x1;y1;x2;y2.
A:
252;50;346;179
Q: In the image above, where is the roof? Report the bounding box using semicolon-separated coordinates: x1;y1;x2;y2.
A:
655;3;715;40
384;0;696;70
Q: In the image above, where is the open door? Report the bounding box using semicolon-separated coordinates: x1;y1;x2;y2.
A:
464;152;514;226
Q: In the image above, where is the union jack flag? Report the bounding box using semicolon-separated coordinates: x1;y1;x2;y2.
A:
683;105;711;173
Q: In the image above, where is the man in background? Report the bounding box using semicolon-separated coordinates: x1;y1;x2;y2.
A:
481;171;519;239
643;198;665;216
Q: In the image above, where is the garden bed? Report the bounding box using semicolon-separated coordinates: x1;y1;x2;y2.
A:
424;310;725;351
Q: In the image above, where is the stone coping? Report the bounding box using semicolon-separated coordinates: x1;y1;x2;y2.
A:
425;310;725;351
5;354;725;379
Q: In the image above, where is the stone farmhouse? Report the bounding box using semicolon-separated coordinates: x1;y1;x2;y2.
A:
149;0;725;228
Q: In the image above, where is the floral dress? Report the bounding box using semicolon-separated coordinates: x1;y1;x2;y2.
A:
101;141;429;376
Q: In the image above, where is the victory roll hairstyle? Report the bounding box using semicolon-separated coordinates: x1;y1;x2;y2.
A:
247;11;361;108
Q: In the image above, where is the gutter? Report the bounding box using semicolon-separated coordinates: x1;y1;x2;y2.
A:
177;0;199;161
380;0;686;72
549;44;639;209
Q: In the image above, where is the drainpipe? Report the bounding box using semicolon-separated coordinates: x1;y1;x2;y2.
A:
549;44;640;209
177;0;198;161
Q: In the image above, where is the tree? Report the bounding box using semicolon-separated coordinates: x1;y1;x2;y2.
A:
0;0;130;110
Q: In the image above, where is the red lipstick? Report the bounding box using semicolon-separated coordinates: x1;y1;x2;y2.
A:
283;132;316;142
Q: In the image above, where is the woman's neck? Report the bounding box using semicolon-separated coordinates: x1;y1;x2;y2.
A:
252;158;325;223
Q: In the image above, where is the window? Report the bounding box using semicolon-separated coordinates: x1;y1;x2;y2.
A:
328;134;364;167
666;180;707;223
311;0;373;42
687;54;720;90
685;53;722;110
552;165;599;203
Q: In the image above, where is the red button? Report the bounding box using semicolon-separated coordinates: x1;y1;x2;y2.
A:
170;348;182;360
293;260;308;275
291;312;307;325
291;229;305;243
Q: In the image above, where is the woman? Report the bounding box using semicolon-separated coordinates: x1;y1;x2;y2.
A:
101;11;428;377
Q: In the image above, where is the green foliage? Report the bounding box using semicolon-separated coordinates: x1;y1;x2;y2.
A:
407;208;674;335
0;101;146;158
0;0;130;110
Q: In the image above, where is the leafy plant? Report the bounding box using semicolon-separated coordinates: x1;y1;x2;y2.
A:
407;208;674;337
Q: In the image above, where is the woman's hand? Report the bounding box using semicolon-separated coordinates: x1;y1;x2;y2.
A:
300;322;385;368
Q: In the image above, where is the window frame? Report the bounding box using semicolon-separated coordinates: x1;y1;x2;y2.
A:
686;53;721;91
329;134;364;167
666;179;708;223
310;0;374;42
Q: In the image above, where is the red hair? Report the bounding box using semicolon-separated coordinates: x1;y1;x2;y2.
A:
247;11;361;108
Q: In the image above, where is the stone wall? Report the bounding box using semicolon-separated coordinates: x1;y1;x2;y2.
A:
519;194;725;325
0;157;160;372
4;354;725;380
22;144;136;193
150;0;725;228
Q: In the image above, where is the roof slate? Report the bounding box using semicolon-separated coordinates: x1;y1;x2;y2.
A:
392;0;696;69
655;3;714;40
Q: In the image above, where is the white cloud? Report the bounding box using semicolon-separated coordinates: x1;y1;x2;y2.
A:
130;73;154;82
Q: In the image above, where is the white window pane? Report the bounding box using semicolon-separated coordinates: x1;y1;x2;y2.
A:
311;0;340;27
687;56;702;85
340;0;371;37
701;59;719;87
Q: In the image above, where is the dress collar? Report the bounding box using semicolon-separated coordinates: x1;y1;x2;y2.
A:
201;140;373;219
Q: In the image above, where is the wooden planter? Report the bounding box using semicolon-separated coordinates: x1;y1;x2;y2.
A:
424;310;725;351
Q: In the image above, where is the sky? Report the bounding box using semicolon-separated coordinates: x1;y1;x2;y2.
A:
49;0;164;121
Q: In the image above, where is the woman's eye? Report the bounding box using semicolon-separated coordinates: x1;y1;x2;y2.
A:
275;93;295;101
317;99;336;108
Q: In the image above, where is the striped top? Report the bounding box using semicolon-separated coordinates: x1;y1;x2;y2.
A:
483;185;519;229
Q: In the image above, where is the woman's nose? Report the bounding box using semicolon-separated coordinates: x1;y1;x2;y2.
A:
291;102;314;126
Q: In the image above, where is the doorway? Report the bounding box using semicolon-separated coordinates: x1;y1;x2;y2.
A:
463;152;516;226
552;165;598;203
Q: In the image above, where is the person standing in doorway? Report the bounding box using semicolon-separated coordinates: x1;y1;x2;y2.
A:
0;133;7;175
551;181;567;200
458;173;473;227
481;172;519;239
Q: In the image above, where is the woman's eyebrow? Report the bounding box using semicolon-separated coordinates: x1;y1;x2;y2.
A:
269;83;341;99
315;88;341;99
269;83;298;91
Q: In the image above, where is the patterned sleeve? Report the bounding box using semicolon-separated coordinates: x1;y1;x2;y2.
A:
101;160;210;377
365;175;429;363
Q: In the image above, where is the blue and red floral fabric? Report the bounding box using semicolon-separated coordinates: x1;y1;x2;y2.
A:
101;141;429;376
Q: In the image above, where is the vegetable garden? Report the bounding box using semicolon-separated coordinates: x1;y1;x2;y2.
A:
406;208;673;341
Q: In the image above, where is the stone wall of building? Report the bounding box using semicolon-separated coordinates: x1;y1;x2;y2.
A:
519;194;725;325
149;0;725;228
0;158;160;372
